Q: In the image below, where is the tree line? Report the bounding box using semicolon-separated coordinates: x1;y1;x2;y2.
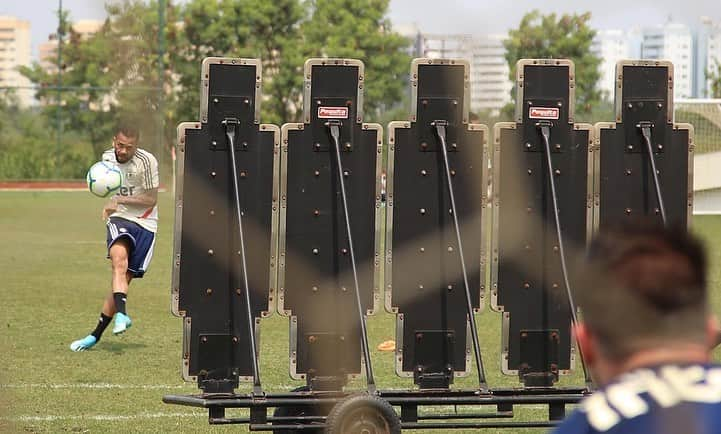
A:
3;0;411;180
3;1;714;180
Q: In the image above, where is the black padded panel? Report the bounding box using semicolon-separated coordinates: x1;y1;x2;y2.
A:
597;64;690;230
494;61;590;386
175;61;277;391
388;61;485;387
281;61;379;385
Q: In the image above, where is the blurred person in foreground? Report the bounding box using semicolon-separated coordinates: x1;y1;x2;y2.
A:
70;123;159;351
552;221;721;434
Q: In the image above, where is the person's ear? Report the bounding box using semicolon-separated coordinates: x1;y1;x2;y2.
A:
573;323;596;366
706;315;721;350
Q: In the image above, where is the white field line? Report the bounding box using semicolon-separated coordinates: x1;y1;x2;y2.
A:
0;384;563;405
4;412;205;422
0;383;186;390
4;406;554;423
0;187;168;192
0;188;86;192
0;382;299;390
1;384;558;420
0;384;568;405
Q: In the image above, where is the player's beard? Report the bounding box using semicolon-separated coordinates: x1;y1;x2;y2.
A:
115;151;130;164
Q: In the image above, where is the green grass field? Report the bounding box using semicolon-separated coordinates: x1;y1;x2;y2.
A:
1;191;720;433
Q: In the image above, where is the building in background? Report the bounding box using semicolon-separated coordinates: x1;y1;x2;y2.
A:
396;31;512;116
394;23;423;58
419;33;474;59
36;19;106;109
642;23;694;98
38;19;104;72
469;34;511;116
696;17;721;98
0;16;32;106
592;29;643;101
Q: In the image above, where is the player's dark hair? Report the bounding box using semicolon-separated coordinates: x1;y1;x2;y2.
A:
577;220;708;360
115;121;140;141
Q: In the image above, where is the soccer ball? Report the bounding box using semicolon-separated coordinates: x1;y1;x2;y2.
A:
86;161;123;198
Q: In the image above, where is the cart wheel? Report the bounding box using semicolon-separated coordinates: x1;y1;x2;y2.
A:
272;386;323;434
324;394;400;434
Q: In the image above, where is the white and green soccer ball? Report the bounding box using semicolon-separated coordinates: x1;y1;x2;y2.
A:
86;161;123;198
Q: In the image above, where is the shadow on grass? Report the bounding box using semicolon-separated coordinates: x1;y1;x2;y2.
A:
101;341;148;354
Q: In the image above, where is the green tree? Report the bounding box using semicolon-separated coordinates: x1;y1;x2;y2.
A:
15;0;411;179
20;1;178;166
19;8;114;171
709;59;721;98
21;10;116;158
174;0;410;125
503;10;601;118
103;0;180;150
0;100;90;179
174;0;305;125
301;0;410;121
0;88;15;136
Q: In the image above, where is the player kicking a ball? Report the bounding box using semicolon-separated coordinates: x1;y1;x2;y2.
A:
70;123;159;351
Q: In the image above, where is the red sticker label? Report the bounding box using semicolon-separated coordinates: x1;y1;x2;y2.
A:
318;106;349;119
529;107;560;120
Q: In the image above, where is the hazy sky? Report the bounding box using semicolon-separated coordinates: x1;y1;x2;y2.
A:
2;0;720;59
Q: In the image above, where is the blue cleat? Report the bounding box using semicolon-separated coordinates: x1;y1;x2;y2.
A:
112;312;132;335
70;335;97;352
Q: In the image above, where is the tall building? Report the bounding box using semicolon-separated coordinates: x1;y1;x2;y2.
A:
73;19;104;36
592;29;643;101
402;31;512;116
394;23;423;58
469;34;511;116
697;17;721;98
0;16;32;106
419;33;474;60
641;23;694;98
39;19;104;72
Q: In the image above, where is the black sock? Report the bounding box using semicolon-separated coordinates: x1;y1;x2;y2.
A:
113;292;127;315
91;313;113;340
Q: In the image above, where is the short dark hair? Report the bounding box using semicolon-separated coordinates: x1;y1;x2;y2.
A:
578;220;708;360
115;121;140;141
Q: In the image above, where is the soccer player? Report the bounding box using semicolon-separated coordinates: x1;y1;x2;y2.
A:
70;123;159;351
552;222;721;433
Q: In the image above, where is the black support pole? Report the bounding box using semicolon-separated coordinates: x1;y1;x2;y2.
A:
537;121;592;389
327;120;377;393
224;118;263;396
433;120;488;392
